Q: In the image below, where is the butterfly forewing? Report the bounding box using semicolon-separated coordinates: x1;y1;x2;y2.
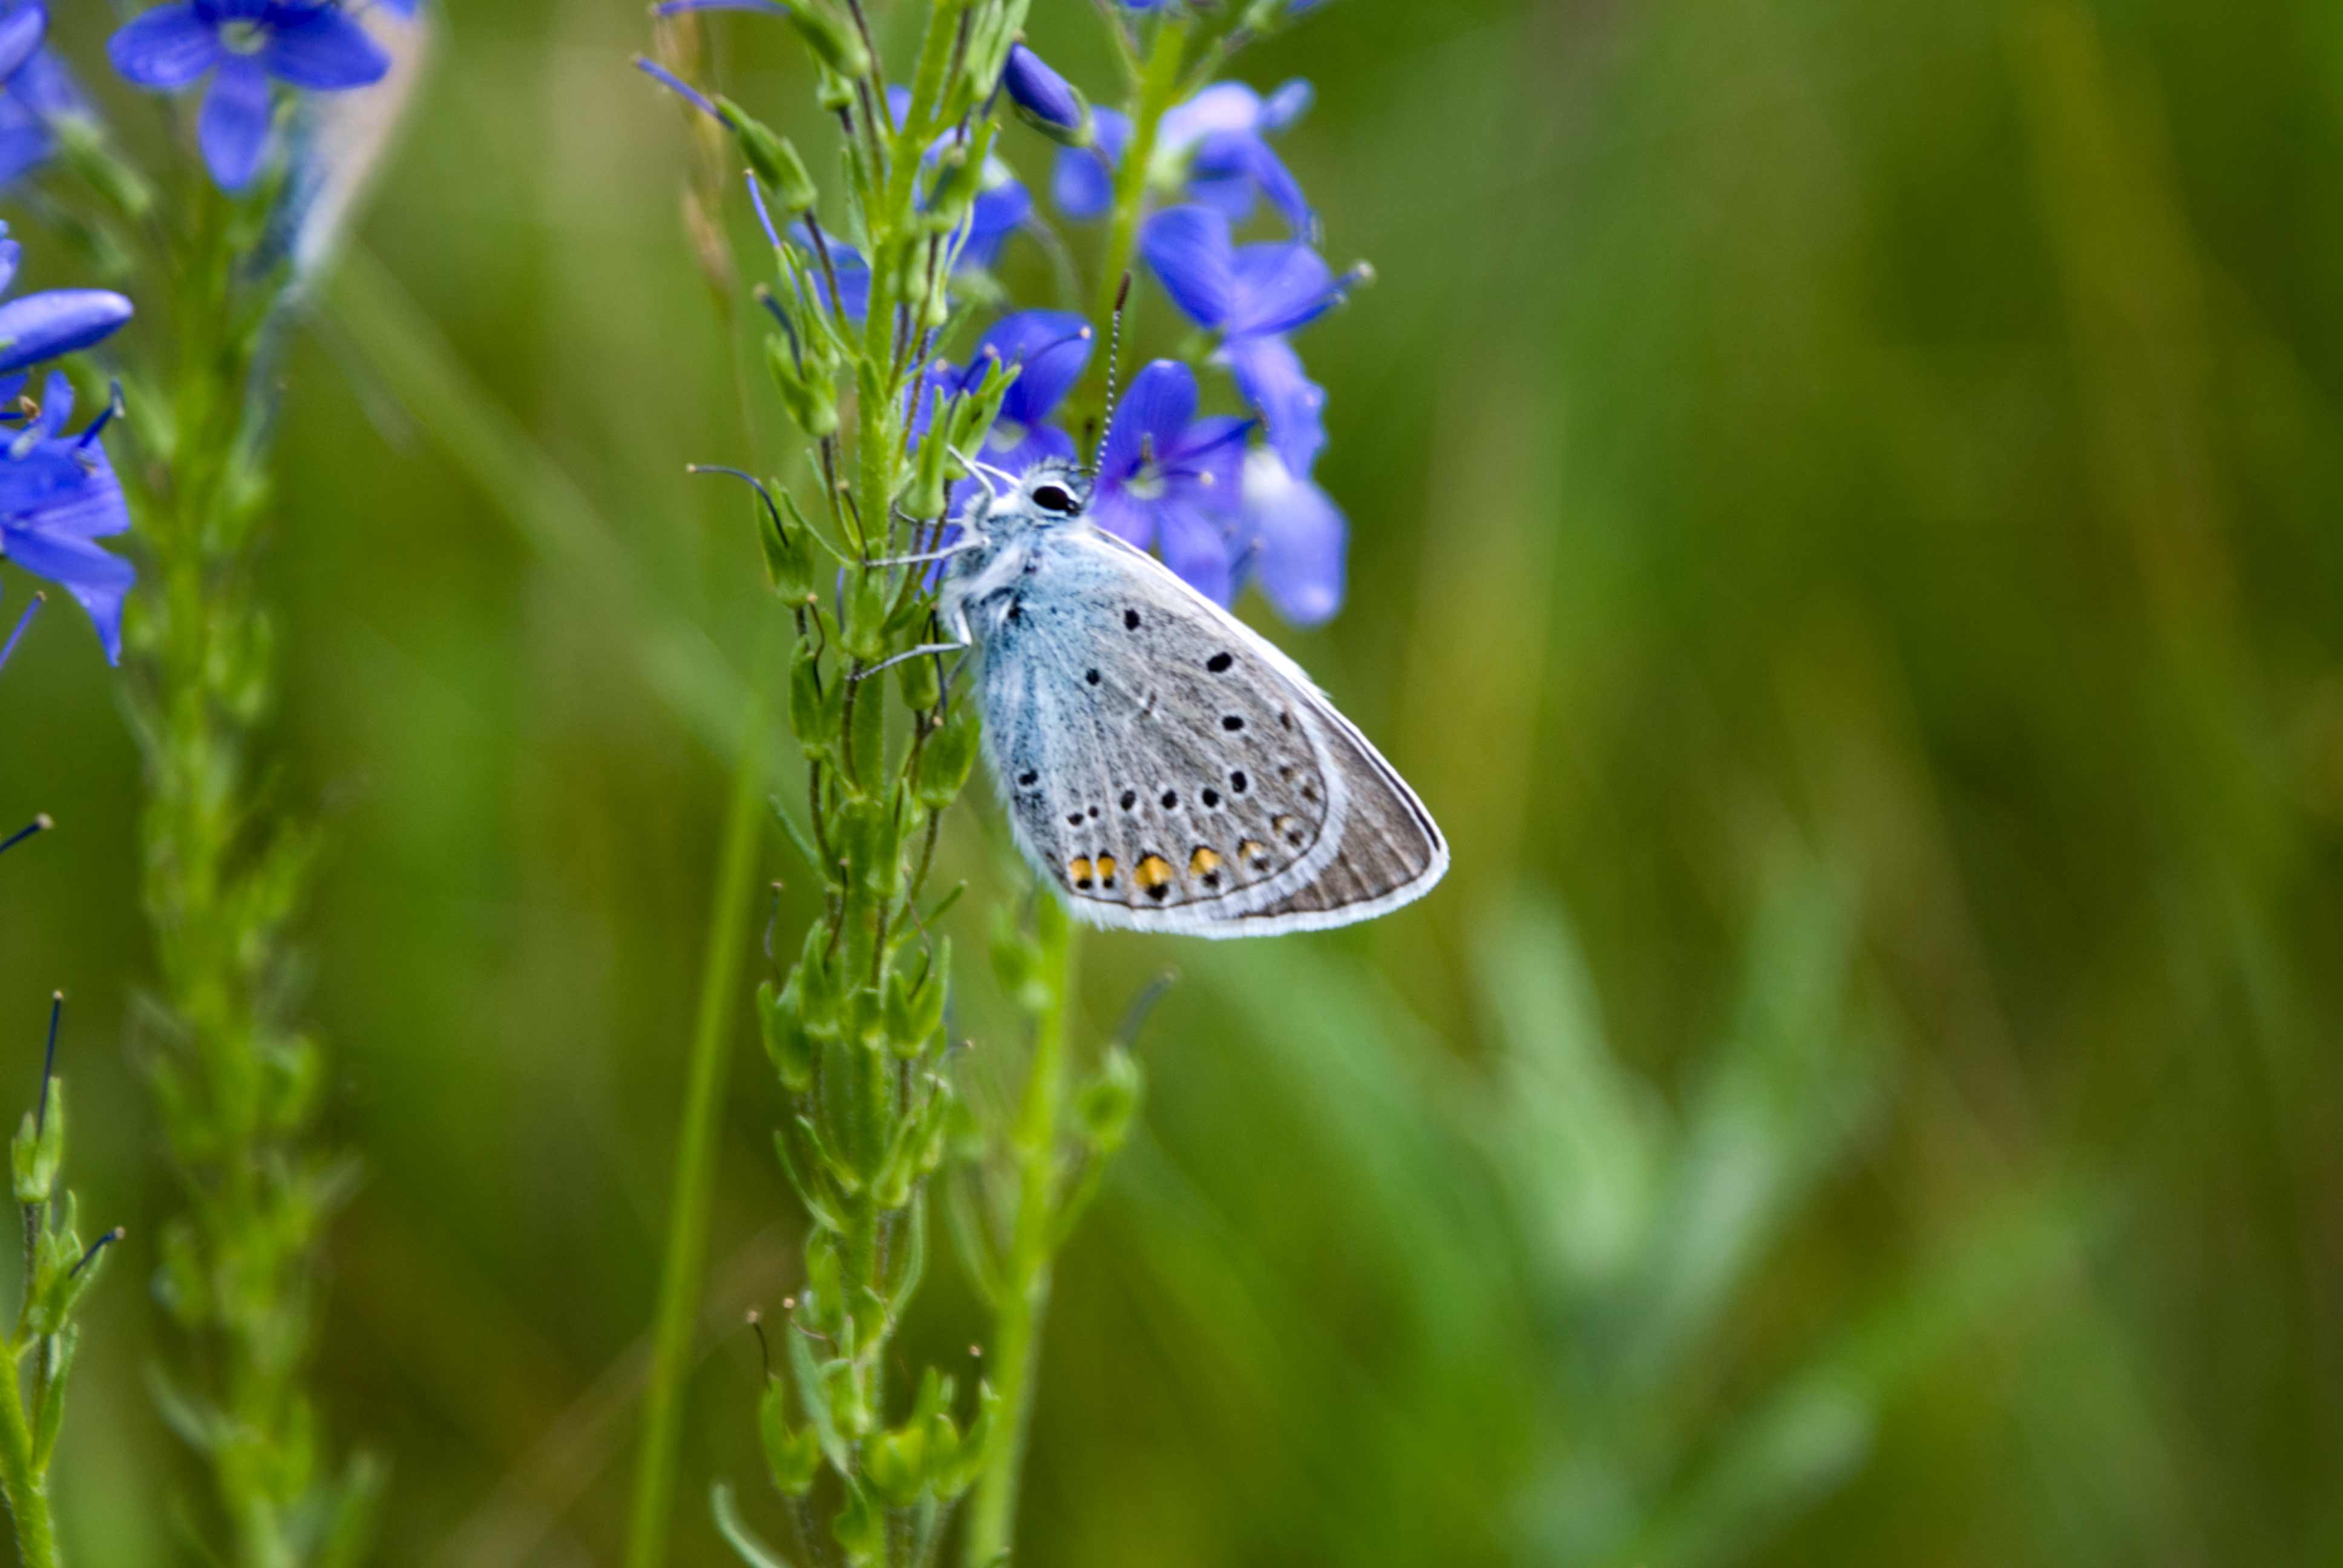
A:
975;524;1446;936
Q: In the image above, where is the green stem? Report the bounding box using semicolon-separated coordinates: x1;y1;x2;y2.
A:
0;1345;58;1568
624;625;778;1568
960;906;1077;1568
1087;16;1189;397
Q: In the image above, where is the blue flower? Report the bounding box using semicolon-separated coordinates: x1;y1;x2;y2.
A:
1237;446;1343;625
1089;359;1250;604
0;371;135;663
0;226;135;374
1053;79;1313;231
108;0;391;192
0;7;97;191
1141;204;1354;476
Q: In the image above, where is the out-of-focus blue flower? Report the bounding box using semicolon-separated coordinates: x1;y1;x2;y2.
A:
1001;42;1082;137
1237;445;1343;625
0;4;44;83
0;224;135;374
1053;79;1313;231
1052;106;1127;220
0;371;134;663
1142;203;1354;475
0;7;97;191
815;240;871;322
108;0;391;192
1089;359;1250;604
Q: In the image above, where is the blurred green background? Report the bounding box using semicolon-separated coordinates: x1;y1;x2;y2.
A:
4;0;2342;1562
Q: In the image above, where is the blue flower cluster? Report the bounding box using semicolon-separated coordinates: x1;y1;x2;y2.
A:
1003;41;1358;625
645;4;1354;622
0;0;430;663
0;221;133;663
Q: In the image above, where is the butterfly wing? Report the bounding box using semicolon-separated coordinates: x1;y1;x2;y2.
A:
972;525;1446;936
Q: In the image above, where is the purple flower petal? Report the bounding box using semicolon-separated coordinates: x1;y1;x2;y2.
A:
972;309;1092;426
1159;497;1236;606
1240;448;1344;626
1141;205;1236;330
0;122;54;191
819;241;871;322
1087;486;1153;550
1227;241;1342;336
0;5;48;87
1051;106;1126;219
1158;82;1262;152
1221;333;1324;476
106;2;220;89
956;172;1029;270
1191;129;1311;231
0;520;133;662
0;235;18;296
261;2;388;89
1261;79;1314;132
1099;360;1196;483
0;288;134;372
1165;415;1253;505
198;53;272;190
634;55;719;121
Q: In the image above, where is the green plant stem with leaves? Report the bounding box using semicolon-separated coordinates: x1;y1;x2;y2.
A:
125;179;375;1568
0;1004;124;1568
628;3;1182;1562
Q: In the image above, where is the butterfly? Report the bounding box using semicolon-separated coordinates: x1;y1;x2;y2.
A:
884;456;1447;937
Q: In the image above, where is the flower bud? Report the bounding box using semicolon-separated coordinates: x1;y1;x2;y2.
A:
1076;1044;1144;1155
883;961;945;1060
718;97;819;212
760;975;816;1092
0;289;134;375
760;485;819;603
913;704;978;809
866;1422;926;1506
784;1;870;79
759;1378;822;1496
787;640;839;760
1001;43;1090;146
765;331;838;437
842;567;891;664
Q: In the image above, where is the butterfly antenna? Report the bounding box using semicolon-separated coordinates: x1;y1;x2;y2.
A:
1089;270;1133;475
951;445;1020;498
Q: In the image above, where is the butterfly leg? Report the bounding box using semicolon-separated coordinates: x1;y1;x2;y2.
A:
854;635;971;679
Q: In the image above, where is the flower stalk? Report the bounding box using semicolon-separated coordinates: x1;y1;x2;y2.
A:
638;2;1342;1561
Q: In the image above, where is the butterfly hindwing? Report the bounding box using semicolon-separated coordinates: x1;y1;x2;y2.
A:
974;525;1445;936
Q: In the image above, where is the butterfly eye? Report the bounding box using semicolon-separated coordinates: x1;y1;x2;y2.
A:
1030;483;1078;515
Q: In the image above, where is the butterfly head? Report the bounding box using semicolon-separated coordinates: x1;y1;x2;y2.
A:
967;456;1090;538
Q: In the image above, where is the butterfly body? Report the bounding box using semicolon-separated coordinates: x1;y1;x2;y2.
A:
933;459;1447;938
